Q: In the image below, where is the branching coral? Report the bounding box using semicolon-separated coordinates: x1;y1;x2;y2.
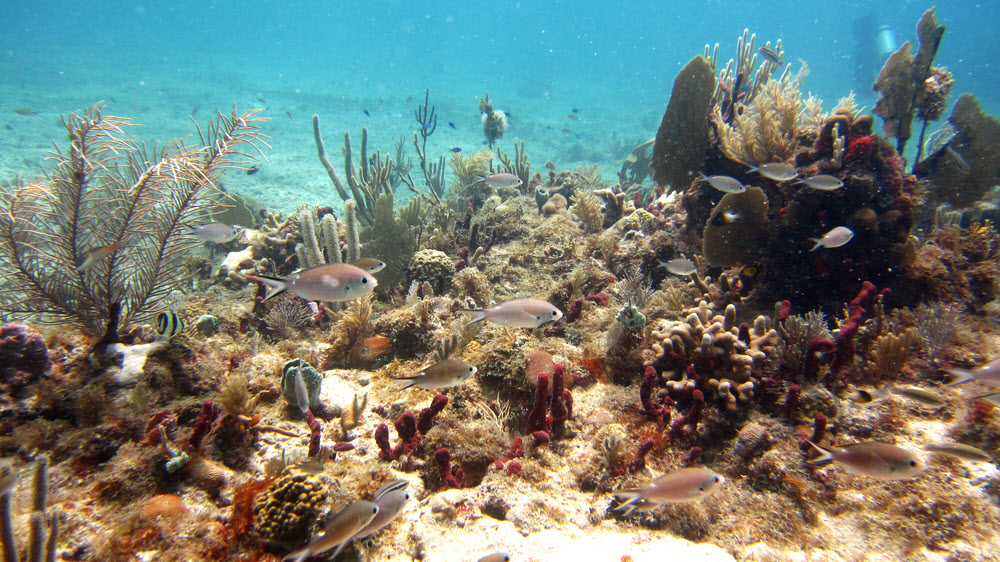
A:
646;300;778;410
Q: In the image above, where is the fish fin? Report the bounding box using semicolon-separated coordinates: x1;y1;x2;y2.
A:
747;164;759;173
696;172;708;182
943;368;975;386
281;549;309;562
809;239;822;251
247;275;287;300
328;540;351;561
805;440;834;466
395;379;418;391
459;309;488;325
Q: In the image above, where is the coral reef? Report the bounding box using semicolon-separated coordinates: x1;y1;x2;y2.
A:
4;13;1000;560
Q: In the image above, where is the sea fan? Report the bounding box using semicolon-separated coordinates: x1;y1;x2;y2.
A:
0;104;268;337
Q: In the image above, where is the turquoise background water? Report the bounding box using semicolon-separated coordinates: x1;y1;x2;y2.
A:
2;1;996;213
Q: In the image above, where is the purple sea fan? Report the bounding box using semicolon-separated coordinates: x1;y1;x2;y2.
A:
0;322;50;380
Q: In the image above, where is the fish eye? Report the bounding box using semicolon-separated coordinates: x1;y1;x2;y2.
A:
714;476;720;482
909;460;917;467
362;278;368;284
699;487;705;491
551;311;558;316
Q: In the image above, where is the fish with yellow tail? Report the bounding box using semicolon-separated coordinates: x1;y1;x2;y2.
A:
944;357;1000;387
805;441;925;480
614;467;725;515
248;263;376;302
282;500;379;562
460;298;563;328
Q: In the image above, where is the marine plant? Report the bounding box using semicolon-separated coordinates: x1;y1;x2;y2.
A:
0;104;267;339
359;193;416;293
714;77;804;165
649;55;716;191
872;7;946;158
0;458;59;562
494;141;531;194
479;92;507;148
412;89;445;201
570;190;604;233
312;119;409;226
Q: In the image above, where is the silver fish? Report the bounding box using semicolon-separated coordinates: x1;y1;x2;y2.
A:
758;44;785;66
890;386;945;407
476;173;523;189
799;175;843;191
283;500;379;562
615;467;725;515
291;368;310;414
155;310;185;341
923;123;955;157
659;257;697;276
806;441;925;480
353;488;410;539
477;554;511;562
945;357;1000;387
461;298;563;328
351;258;387;274
76;241;126;272
810;226;853;251
249;263;376;302
373;479;409;500
184;222;239;244
0;470;16;497
697;172;745;194
925;442;993;462
748;162;798;182
946;146;971;172
395;359;477;390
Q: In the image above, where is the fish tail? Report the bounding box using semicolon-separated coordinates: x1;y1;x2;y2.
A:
613;490;645;515
393;377;418;390
460;309;488;326
696;171;708;182
805;440;834;466
943;367;975;386
809;239;822;251
247;275;287;300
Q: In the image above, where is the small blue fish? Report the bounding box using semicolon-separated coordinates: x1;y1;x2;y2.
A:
571;108;579;113
449;147;462;153
422;122;433;128
448;121;455;129
363;109;370;117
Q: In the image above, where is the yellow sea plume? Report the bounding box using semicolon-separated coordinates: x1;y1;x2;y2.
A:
716;78;802;165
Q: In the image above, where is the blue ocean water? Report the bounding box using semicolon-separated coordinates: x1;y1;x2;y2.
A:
1;0;996;212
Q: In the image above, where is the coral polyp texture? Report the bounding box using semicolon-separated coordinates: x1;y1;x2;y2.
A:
2;6;1000;561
